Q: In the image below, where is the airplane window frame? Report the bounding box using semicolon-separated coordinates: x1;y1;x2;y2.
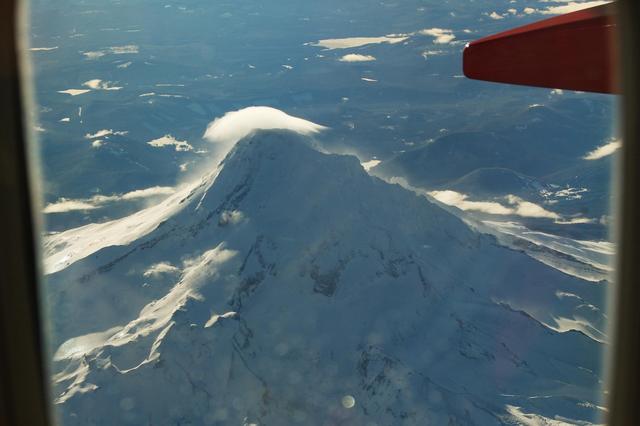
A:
0;0;52;424
0;1;636;425
607;1;640;423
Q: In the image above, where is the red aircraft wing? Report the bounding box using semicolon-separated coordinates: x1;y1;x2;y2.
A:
463;3;618;94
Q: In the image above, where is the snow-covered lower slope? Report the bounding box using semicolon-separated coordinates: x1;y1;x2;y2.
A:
46;130;607;425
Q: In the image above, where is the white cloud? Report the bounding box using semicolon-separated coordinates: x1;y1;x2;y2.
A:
60;117;71;122
282;64;293;70
525;1;611;15
418;28;456;44
428;190;561;219
421;50;444;60
85;129;128;139
30;46;58;51
82;45;139;60
506;405;579;426
58;89;91;96
429;190;515;215
541;1;610;14
505;195;560;219
310;34;409;49
143;262;180;278
361;77;378;82
83;79;122;91
83;51;106;60
339;54;376;62
83;79;104;89
219;210;245;226
43;186;175;214
550;187;588;200
550;89;564;95
147;135;193;152
203;106;327;150
120;187;176;200
583;137;621;160
117;61;132;68
487;11;505;20
91;140;104;149
109;45;139;54
43;200;99;213
389;178;588;225
361;159;381;171
555;217;596;225
205;311;237;328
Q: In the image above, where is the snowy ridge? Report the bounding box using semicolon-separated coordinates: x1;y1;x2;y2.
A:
477;221;613;283
43;174;217;275
46;127;606;425
387;176;613;283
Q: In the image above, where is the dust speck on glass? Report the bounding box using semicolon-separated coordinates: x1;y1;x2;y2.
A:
26;0;616;424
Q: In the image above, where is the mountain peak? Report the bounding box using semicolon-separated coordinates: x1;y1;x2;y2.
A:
46;113;606;426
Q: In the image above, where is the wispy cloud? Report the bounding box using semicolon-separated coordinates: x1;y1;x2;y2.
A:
583;137;621;160
143;262;180;278
85;129;128;139
43;186;175;214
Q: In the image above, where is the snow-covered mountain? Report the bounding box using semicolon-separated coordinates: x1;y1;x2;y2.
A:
45;122;607;425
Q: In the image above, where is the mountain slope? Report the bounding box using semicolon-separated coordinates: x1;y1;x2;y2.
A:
46;130;606;425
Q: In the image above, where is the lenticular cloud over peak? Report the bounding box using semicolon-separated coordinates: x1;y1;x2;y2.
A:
203;106;328;148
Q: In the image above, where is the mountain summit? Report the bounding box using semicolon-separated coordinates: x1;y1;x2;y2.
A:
47;130;605;425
